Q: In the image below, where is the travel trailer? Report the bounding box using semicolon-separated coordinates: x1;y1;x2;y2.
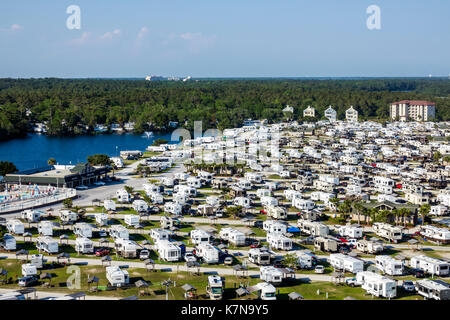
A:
190;229;211;245
132;200;148;213
36;236;59;254
329;253;364;274
156;240;181;262
30;254;44;269
219;228;246;246
103;199;116;211
95;213;109;226
160;216;181;230
106;266;130;287
296;252;315;269
260;266;284;285
266;233;293;251
314;237;339;253
261;196;278;207
6;219;25;235
248;248;271;266
149;192;164;204
420;225;450;245
21;263;37;277
38;221;54;236
356;271;397;299
150;228;170;242
255;282;277;300
116;189;132;204
375;255;404;276
263;220;287;235
415;279;450;300
1;233;16;251
195;243;220;264
109;225;129;240
115;238;139;258
336;224;363;239
21;210;41;223
124;215;140;228
59;210;78;225
356;240;383;254
74;223;93;238
234;197;251;208
75;237;94;254
410;255;450;276
298;220;329;237
206;276;225;300
266;206;287;220
164;202;183;215
373;223;403;243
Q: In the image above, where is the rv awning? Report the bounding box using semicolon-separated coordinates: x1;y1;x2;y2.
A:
246;285;260;293
288;292;304;300
408;239;419;244
181;284;196;292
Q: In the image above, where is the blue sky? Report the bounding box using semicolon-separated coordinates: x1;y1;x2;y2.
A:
1;0;449;78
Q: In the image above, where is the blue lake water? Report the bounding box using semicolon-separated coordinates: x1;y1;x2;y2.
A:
0;132;176;171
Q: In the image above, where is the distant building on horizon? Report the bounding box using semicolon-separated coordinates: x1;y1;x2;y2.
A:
390;100;436;122
303;106;316;118
324;106;337;122
346;106;358;122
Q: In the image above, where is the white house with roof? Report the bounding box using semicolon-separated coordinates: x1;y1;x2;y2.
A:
346;106;358;122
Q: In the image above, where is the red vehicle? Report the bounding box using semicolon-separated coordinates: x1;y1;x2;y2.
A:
338;237;348;243
95;248;110;257
259;209;267;215
250;240;261;248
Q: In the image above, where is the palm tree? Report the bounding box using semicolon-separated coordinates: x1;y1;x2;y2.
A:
47;158;57;165
352;202;364;225
419;204;431;226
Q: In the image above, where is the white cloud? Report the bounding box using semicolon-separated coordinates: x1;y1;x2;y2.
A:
137;27;148;40
67;32;90;45
101;29;121;40
10;24;23;31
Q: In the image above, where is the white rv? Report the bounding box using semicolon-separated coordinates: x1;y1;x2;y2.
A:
195;243;220;264
132;200;148;213
375;255;404;276
415;279;450;300
356;271;397;299
1;233;16;251
329;253;364;274
30;254;44;269
263;220;287;235
116;189;131;203
420;225;450;245
75;237;94;254
190;229;211;245
21;210;42;223
115;238;139;258
36;236;59;254
103;200;116;211
6;219;25;235
21;263;37;277
410;255;450;276
261;196;278;207
260;266;283;285
248;248;271;266
296;251;315;269
219;228;246;246
109;225;129;240
95;213;109;226
156;240;181;262
124;215;140;228
206;275;225;300
266;233;293;251
266;206;287;220
297;220;329;237
336;224;363;239
356;240;384;254
234;197;251;208
373;223;403;243
59;210;78;224
106;266;130;287
150;228;170;242
38;221;54;236
164;202;183;215
256;282;277;300
73;223;93;238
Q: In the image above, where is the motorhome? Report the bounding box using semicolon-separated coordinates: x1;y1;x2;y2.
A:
1;233;16;251
373;223;403;243
261;196;278;207
420;225;450;245
298;220;329;237
314;237;339;253
356;240;384;254
156;240;181;262
103;199;116;211
150;228;170;242
248;248;271;266
109;225;129;240
124;215;140;228
219;228;246;246
296;251;315;269
260;266;284;285
292;198;315;211
95;213;109;227
415;279;450;300
329;253;364;274
149;192;164;204
74;223;93;238
21;263;37;277
106;266;130;287
116;189;132;204
75;237;94;254
356;271;397;299
21;210;42;223
266;206;287;220
410;255;450;276
375;255;404;276
115;238;139;258
336;224;363;239
38;221;54;236
36;236;59;254
190;229;211;245
195;243;220;264
233;197;251;208
164;202;183;215
257;188;272;198
206;276;225;300
160;216;181;230
132;200;148;213
263;220;287;235
255;282;277;300
59;210;78;225
266;233;293;251
6;219;25;235
143;183;161;195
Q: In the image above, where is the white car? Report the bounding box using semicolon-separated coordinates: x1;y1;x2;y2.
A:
76;185;88;190
139;249;150;260
94;181;106;186
314;265;325;274
184;252;197;263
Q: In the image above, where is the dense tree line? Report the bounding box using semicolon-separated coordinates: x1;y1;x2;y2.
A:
0;78;449;141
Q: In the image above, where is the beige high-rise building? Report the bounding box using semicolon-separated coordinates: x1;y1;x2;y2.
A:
390;100;436;121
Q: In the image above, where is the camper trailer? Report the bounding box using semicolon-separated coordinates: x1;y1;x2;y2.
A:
219;228;246;246
59;210;78;225
195;243;220;264
156;240;181;262
410;255;450;277
260;266;284;285
124;215;140;228
415;279;450;300
103;199;116;211
190;229;211;245
314;237;339;253
106;266;130;287
150;228;170;242
206;276;225;300
248;248;272;266
6;219;25;235
298;220;329;237
263;220;287;235
375;255;404;276
115;238;139;258
160;216;181;229
296;252;316;269
75;237;94;254
74;223;93;238
266;206;287;220
109;225;129;240
164;202;183;215
1;233;16;251
356;271;397;299
30;254;44;269
36;236;59;254
256;282;277;300
95;213;109;226
116;189;132;203
37;221;53;236
336;225;363;239
132;200;148;213
373;223;403;243
420;225;450;245
356;240;384;254
266;233;293;251
329;253;364;274
21;263;37;277
261;197;278;207
21;210;41;223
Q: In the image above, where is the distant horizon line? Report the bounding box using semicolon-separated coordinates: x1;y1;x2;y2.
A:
2;76;450;80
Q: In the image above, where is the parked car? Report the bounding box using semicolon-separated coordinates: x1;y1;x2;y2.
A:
224;256;233;265
315;265;325;274
408;268;426;278
345;278;359;287
94;181;106;186
250;240;261;248
98;230;108;237
18;276;38;287
95;248;110;257
184;252;197;263
402;280;415;292
75;185;88;190
139;249;150;260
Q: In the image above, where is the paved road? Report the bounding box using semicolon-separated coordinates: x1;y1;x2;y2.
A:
0;288;117;300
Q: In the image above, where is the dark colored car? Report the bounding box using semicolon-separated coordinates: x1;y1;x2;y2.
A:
408;268;426;278
95;248;111;257
18;276;38;287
